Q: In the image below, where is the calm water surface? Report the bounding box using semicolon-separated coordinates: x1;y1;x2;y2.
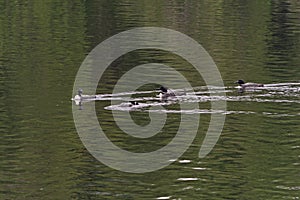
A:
1;1;299;200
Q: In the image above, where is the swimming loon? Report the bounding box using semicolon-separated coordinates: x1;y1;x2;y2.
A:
73;89;83;100
158;86;176;99
235;80;264;88
73;89;96;100
129;101;139;106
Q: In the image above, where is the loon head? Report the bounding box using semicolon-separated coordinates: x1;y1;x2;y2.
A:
78;88;83;96
235;80;245;85
159;86;168;93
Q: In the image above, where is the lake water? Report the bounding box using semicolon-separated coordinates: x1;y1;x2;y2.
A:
1;1;299;200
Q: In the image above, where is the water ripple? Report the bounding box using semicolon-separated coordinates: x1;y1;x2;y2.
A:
73;82;300;117
177;178;199;181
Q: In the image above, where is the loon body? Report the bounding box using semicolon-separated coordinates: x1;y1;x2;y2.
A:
158;86;176;100
129;101;139;106
235;80;264;88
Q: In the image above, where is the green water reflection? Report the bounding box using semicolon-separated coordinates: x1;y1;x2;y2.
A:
0;1;299;199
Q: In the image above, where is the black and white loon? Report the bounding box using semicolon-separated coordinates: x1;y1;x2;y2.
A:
158;86;176;99
235;80;264;88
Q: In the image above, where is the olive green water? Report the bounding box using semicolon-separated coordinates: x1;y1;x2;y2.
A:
1;1;299;200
